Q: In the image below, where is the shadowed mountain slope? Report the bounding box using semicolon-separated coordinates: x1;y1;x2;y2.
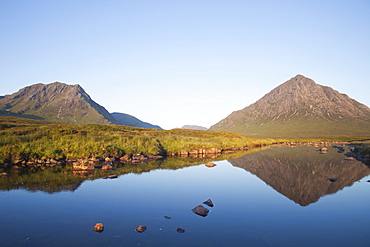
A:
111;112;162;129
210;75;370;137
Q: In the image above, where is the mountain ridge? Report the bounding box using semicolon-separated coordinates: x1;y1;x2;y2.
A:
0;82;160;128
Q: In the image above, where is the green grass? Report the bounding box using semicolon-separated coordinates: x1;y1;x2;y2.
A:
1;116;368;164
215;118;370;138
0;116;277;163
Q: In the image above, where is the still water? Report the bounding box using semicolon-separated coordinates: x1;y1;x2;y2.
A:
1;145;369;246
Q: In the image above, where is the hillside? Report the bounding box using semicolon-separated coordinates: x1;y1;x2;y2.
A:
180;125;208;130
0;82;117;124
111;112;162;129
210;75;370;138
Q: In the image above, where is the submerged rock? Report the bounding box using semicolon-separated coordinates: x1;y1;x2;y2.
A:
164;216;171;219
203;199;214;207
192;205;209;217
136;225;147;233
92;223;104;233
176;228;185;233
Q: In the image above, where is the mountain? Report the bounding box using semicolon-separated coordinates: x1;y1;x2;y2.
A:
210;75;370;138
180;125;208;130
111;112;162;129
0;82;117;124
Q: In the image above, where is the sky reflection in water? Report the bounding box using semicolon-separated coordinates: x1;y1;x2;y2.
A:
1;145;370;246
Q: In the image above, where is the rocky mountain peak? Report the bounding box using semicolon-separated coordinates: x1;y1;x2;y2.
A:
210;75;370;137
0;82;116;124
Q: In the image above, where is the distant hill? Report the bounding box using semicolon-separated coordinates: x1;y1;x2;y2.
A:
180;125;208;130
210;75;370;138
111;112;162;129
0;82;117;124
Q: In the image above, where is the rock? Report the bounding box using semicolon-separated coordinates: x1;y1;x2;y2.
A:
107;175;118;179
176;228;185;233
164;216;171;219
102;164;113;170
191;205;209;217
203;199;214;207
205;162;216;167
136;225;147;233
92;223;104;233
327;178;337;182
320;147;328;153
344;157;354;161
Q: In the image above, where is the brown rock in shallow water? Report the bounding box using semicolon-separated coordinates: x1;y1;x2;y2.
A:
136;225;147;233
92;223;104;233
205;162;216;167
203;199;214;207
192;205;209;217
102;164;113;170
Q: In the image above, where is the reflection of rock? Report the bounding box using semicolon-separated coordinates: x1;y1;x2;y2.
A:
203;199;214;207
92;223;104;233
228;146;370;206
72;161;94;171
192;205;209;217
205;163;216;167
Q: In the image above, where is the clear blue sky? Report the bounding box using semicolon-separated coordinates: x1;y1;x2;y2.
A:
1;0;369;129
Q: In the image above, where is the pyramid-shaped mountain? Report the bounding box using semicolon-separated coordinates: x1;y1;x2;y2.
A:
210;75;370;137
0;82;117;124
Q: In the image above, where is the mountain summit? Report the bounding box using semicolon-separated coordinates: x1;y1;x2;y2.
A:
0;82;117;124
210;75;370;137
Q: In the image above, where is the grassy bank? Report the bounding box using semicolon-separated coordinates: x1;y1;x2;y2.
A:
1;116;368;164
0;116;276;163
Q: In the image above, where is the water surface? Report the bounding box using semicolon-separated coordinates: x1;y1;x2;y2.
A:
1;145;369;246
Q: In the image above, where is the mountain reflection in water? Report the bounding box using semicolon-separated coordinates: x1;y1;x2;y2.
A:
228;145;370;206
